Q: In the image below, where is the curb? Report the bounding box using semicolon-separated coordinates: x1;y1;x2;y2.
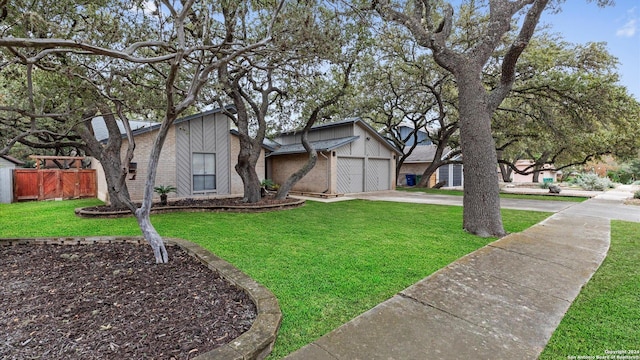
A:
0;236;282;360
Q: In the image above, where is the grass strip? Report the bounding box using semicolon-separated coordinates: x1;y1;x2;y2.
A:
540;220;640;359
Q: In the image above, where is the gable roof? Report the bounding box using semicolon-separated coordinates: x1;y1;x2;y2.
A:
403;146;459;163
0;154;25;166
92;106;235;142
278;118;402;155
267;136;359;156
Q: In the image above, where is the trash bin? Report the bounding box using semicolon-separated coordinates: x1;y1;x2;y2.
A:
416;175;422;185
406;174;416;186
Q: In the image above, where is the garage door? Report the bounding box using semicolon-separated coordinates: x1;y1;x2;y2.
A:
337;158;364;193
366;159;390;191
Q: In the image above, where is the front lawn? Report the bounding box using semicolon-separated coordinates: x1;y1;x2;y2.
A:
540;220;640;359
0;198;549;358
399;186;588;202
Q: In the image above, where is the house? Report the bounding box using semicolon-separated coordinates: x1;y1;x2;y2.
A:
92;107;266;202
510;159;560;183
267;118;401;195
0;155;25;203
393;125;463;187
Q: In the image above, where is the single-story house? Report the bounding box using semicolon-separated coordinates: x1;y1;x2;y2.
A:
510;159;560;183
92;107;266;202
267;118;401;195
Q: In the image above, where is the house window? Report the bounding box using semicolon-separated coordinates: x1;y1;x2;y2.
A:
192;153;216;192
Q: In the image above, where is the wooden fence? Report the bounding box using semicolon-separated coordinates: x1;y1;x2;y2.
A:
13;169;97;202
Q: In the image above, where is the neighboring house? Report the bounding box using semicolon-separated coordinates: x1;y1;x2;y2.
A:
0;155;25;203
393;125;463;188
267;118;401;195
92;107;266;202
510;159;560;183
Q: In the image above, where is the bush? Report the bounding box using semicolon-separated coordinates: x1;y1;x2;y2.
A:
634;190;640;199
538;181;551;189
575;173;614;191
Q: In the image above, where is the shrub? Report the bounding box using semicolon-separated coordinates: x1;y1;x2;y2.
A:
634;190;640;199
575;173;614;191
538;181;551;189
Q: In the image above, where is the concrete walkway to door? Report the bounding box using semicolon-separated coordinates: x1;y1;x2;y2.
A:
284;186;640;359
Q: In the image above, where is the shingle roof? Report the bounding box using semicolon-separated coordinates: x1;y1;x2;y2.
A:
91;118;159;142
267;136;359;156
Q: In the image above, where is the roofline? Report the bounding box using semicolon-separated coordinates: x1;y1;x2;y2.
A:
229;129;279;151
0;154;25;165
130;105;236;138
266;136;359;157
278;118;402;155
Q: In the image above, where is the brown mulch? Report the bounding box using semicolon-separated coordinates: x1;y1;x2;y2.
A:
82;195;299;213
0;243;256;360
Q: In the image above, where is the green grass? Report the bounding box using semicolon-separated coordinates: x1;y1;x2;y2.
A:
398;186;588;202
540;220;640;359
0;198;550;358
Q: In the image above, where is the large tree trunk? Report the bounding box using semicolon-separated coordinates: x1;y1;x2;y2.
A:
457;75;506;237
75;107;133;209
235;133;262;203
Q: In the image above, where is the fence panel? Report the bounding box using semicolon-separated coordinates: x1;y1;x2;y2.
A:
13;170;39;201
13;169;96;201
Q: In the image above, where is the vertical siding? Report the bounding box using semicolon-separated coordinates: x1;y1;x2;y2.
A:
203;116;216;153
215;114;230;194
190;117;204;152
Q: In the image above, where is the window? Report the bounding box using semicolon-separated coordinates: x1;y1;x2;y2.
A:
192;153;215;192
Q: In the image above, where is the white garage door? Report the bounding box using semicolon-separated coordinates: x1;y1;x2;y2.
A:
366;159;390;191
337;158;364;193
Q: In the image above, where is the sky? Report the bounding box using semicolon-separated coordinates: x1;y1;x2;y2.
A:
540;1;639;100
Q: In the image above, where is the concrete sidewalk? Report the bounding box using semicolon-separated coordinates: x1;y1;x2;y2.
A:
284;186;640;360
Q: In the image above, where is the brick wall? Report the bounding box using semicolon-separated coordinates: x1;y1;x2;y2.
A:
270;153;330;193
122;126;177;201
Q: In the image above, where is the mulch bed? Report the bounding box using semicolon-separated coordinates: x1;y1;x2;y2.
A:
78;195;302;215
0;243;256;360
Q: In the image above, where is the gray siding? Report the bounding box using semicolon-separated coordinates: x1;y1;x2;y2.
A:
175;113;230;196
0;168;13;203
278;124;353;145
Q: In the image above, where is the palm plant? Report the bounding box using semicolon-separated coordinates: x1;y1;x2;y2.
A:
153;185;177;206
